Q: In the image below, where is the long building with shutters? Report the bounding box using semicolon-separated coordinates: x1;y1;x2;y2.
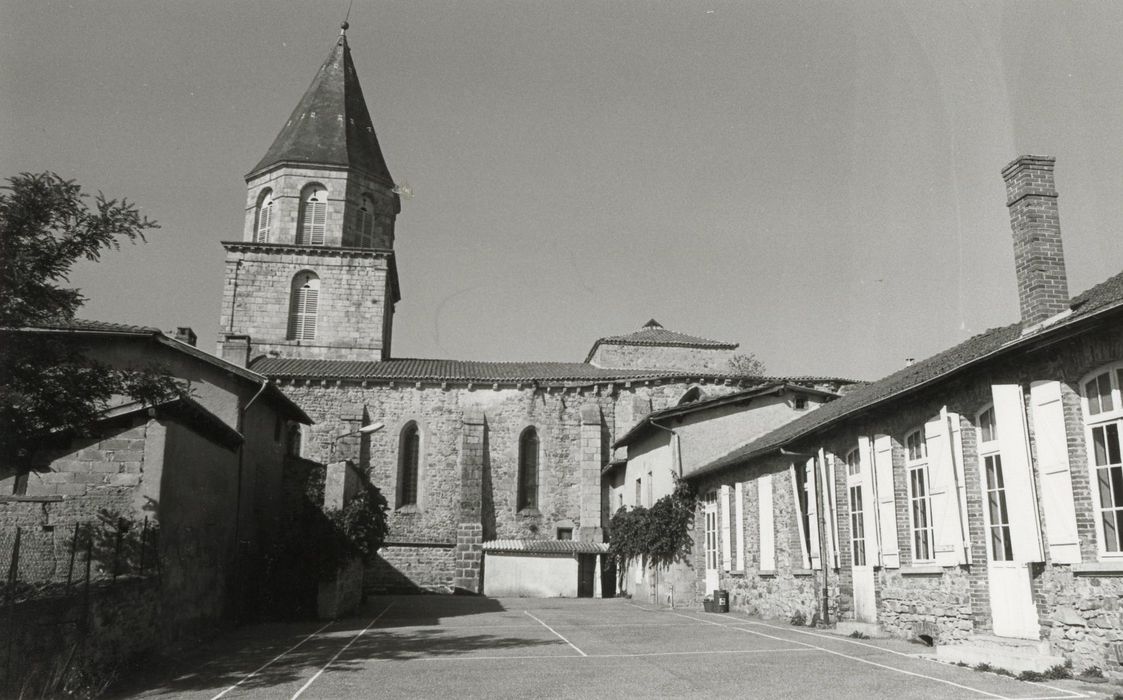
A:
684;156;1123;679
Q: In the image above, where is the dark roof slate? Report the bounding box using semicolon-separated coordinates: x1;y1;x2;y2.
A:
250;32;393;184
690;269;1123;479
27;319;161;334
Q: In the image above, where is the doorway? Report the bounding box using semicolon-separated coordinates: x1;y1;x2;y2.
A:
846;449;877;623
704;492;720;594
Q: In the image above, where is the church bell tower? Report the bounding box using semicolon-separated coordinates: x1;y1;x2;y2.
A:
218;23;401;365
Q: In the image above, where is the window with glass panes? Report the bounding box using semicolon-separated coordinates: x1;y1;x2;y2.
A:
977;405;1013;561
845;448;866;566
1083;365;1123;555
906;428;935;562
704;491;718;570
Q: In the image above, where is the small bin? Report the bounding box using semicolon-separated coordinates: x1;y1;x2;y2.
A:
702;598;714;612
713;589;729;613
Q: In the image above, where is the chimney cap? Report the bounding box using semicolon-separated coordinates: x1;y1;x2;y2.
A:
1001;154;1056;178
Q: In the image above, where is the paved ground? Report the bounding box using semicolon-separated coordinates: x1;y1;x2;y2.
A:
111;596;1117;699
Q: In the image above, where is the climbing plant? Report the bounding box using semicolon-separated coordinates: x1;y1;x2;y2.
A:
608;477;696;568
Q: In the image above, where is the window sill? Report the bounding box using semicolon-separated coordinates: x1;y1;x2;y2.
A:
1072;561;1123;576
395;505;421;515
758;569;777;577
730;570;745;577
792;568;814;577
900;565;943;576
516;508;541;518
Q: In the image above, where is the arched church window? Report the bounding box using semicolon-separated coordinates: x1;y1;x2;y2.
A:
357;195;375;247
399;422;421;507
254;189;273;243
518;427;540;511
287;271;320;340
297;185;327;245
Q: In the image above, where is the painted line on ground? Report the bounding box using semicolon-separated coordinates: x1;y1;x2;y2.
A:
368;646;817;663
722;616;1086;699
668;611;1009;699
290;603;394;700
209;620;335;700
369;620;714;632
524;610;587;657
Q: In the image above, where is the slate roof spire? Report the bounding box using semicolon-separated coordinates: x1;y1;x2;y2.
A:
249;24;394;185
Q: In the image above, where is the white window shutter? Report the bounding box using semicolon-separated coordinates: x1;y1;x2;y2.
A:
924;410;967;566
805;457;822;570
759;474;775;570
720;484;732;571
992;384;1044;563
819;449;839;569
735;482;745;571
310;201;326;244
790;463;810;569
948;412;971;564
873;434;900;568
1029;380;1081;564
857;435;880;563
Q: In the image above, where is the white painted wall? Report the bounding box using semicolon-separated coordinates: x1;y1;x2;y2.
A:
483;553;578;597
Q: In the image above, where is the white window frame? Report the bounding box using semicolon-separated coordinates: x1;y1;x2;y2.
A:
977;405;1013;562
1080;362;1123;559
905;427;935;563
298;185;328;245
704;491;719;571
845;448;867;567
254;188;273;243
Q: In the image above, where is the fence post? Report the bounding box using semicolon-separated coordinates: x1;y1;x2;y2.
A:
65;522;79;595
81;527;92;633
138;517;149;574
5;526;22;688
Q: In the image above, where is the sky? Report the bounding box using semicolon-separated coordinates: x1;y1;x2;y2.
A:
4;1;1123;382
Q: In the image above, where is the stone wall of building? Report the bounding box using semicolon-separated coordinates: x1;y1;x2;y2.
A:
589;344;736;372
218;245;393;361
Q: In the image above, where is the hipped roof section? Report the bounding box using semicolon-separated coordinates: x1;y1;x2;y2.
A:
249;30;393;184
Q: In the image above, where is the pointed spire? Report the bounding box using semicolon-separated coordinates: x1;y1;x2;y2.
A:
249;28;393;185
643;319;663;329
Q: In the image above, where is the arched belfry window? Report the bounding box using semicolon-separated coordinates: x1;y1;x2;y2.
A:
287;271;320;341
357;194;375;248
399;422;420;507
254;189;273;243
518;427;540;511
297;185;327;245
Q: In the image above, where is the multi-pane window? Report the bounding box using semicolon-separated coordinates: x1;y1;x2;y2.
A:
287;272;319;341
298;185;327;245
358;195;375;247
1083;365;1123;554
704;491;719;570
906;428;935;562
517;427;539;511
399;423;420;507
977;405;1013;561
254;189;273;242
846;448;866;566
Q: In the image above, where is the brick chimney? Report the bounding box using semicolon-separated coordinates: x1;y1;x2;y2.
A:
1002;155;1069;325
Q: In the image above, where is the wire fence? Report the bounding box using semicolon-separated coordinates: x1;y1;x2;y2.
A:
1;517;160;606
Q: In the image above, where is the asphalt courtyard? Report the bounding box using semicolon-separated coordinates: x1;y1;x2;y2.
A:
112;596;1114;699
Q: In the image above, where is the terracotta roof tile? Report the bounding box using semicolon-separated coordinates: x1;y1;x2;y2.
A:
250;356;850;386
482;539;610;554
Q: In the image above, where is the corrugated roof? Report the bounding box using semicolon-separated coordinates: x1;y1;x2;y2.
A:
584;320;738;363
689;269;1123;480
250;356;850;386
482;539;610;554
249;31;393;184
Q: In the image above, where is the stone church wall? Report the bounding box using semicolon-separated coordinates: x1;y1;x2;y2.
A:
589;344;736;372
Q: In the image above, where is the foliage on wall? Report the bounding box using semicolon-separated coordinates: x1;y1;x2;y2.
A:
608;477;696;568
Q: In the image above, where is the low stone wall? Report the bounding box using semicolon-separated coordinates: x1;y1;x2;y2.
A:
0;577;161;696
879;568;973;644
1040;564;1123;679
366;542;456;592
724;571;826;622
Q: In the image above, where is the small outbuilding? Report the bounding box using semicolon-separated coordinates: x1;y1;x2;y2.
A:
482;539;610;598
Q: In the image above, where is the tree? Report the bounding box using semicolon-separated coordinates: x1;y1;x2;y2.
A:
727;352;766;376
0;172;182;459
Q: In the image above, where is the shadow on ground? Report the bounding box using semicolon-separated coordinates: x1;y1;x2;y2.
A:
106;595;556;698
